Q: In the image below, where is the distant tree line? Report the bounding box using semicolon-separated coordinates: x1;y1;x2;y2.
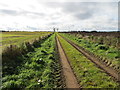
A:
0;30;10;32
62;31;120;37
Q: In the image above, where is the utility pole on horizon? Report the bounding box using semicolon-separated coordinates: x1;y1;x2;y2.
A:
53;27;55;32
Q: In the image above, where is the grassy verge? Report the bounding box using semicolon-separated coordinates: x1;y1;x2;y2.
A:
2;33;52;76
60;33;120;72
58;35;119;88
2;34;63;89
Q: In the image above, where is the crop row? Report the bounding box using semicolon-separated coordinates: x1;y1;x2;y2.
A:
58;35;119;88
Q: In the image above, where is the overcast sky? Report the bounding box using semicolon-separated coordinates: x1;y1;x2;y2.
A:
0;0;118;31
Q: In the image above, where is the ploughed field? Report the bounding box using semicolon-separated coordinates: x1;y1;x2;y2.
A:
1;31;120;89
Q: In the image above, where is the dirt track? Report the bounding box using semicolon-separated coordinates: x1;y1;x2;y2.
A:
61;35;119;82
56;37;80;88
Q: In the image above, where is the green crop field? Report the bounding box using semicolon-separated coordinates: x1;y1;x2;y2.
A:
58;35;119;88
1;31;52;51
1;1;119;89
60;32;120;72
1;31;120;89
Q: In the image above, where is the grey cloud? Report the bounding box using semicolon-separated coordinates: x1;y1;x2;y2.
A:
0;9;18;15
45;2;98;20
27;26;38;30
45;2;116;20
49;22;61;25
0;3;9;7
75;12;93;20
0;9;45;17
49;22;59;25
62;2;97;19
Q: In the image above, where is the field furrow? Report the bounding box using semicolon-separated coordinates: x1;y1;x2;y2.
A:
60;34;119;81
57;34;119;88
56;35;80;88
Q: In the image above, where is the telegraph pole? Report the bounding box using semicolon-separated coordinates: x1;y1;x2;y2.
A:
53;27;55;32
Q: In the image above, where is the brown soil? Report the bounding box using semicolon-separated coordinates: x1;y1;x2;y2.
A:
56;37;80;88
61;36;119;82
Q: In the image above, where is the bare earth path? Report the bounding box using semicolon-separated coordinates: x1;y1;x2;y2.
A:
61;35;119;82
56;37;80;88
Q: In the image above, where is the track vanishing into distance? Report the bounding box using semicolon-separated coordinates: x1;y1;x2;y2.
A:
56;36;80;88
59;35;119;82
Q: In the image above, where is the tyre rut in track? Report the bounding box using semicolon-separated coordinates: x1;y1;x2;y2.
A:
56;36;80;88
60;35;119;82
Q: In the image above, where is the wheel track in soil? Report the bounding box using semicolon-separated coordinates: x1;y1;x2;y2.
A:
56;35;80;88
59;35;119;82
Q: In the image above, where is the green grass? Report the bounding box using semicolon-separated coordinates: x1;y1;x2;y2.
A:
2;34;62;89
58;35;119;88
60;33;119;70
